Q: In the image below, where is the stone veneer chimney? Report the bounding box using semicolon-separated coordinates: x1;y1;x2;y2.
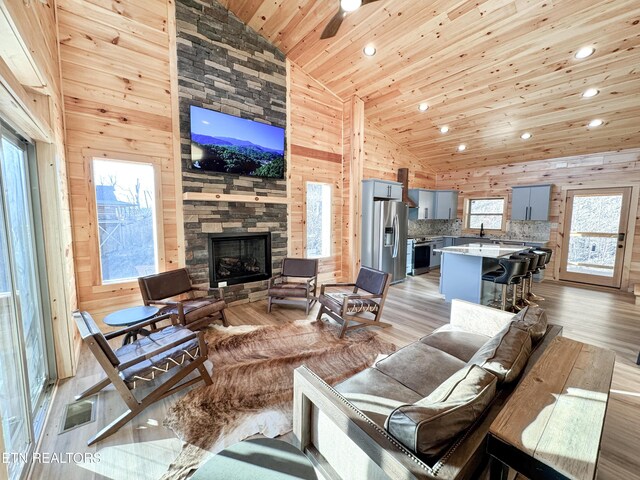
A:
176;0;287;305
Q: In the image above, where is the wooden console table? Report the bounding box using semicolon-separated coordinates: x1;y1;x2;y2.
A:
488;336;615;480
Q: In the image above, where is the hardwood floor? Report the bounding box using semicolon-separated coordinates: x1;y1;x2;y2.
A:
31;274;640;479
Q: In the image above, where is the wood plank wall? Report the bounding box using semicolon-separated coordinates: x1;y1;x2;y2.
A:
1;0;78;378
435;149;640;291
287;60;344;282
58;0;181;324
364;119;436;189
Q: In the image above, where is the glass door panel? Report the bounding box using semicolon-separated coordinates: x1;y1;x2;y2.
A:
1;137;48;407
560;188;631;287
0;196;31;480
0;123;51;480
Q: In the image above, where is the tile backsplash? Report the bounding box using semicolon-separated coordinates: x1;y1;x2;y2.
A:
409;219;551;241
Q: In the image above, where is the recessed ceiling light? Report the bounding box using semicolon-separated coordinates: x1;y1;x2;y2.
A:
363;45;376;56
588;119;604;128
521;132;532;140
340;0;362;12
457;144;467;152
418;103;429;112
582;88;599;98
440;126;449;134
575;46;595;59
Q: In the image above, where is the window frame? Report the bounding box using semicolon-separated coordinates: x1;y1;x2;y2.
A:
87;154;165;288
464;196;507;232
305;181;332;260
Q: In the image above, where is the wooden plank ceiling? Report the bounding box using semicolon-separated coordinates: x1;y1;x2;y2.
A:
222;0;640;171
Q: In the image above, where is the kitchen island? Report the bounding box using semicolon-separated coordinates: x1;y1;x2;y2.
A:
435;244;529;304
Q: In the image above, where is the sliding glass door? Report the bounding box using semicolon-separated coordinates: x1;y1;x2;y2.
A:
0;123;52;479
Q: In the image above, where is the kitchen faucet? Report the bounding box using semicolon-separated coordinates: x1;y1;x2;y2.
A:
480;223;485;238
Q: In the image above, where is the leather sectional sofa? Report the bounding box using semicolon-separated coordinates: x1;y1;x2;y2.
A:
293;300;562;480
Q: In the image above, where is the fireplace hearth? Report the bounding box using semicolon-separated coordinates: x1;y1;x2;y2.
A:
208;232;272;287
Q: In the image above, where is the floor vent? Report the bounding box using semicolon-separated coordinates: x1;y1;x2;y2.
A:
59;399;95;434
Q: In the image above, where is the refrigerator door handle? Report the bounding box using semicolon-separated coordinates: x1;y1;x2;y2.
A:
392;214;399;258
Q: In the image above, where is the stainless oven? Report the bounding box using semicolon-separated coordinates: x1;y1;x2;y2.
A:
412;239;431;275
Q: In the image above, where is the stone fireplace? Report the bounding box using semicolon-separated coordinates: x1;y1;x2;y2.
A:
208;232;272;287
176;0;287;304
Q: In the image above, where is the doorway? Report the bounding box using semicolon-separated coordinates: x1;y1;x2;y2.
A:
0;122;53;480
559;187;632;288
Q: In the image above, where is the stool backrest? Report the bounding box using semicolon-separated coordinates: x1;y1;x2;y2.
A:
516;252;539;272
505;257;530;282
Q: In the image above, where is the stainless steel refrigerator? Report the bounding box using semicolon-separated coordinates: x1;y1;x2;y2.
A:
362;200;408;284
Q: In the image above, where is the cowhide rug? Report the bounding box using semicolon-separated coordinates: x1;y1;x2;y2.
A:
161;319;396;480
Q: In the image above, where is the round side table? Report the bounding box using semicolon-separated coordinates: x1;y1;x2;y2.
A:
103;305;160;345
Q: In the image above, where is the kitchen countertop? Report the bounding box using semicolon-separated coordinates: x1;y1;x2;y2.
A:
441;235;548;244
435;244;529;258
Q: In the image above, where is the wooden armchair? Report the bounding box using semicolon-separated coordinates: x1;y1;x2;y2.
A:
316;266;391;338
268;258;319;315
73;311;212;445
138;268;227;330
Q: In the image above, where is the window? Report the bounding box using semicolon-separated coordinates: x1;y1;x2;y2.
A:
92;159;159;283
306;182;332;258
466;198;505;230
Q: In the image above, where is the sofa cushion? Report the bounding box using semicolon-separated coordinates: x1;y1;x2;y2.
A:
512;306;548;342
385;365;497;458
335;368;423;426
467;322;532;383
420;330;490;362
375;343;466;397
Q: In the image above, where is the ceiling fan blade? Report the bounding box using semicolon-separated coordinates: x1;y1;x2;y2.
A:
320;8;345;39
362;0;382;5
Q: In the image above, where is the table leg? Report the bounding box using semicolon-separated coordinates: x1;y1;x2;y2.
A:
122;332;139;345
490;456;509;480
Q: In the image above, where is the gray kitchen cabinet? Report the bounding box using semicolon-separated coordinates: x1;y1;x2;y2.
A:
511;185;552;221
408;189;436;220
431;239;444;267
443;237;455;248
369;179;403;200
435;190;459;219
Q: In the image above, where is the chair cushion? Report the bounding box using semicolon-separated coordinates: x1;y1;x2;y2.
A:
160;298;226;324
321;292;379;315
335;368;423;427
420;330;491;362
375;343;466;397
116;325;200;387
467;322;532;383
512;306;548;342
386;365;497;458
268;282;310;298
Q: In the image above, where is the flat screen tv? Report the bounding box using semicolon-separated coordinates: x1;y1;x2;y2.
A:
190;105;285;179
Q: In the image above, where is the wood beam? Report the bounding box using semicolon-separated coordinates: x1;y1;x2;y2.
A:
342;95;365;282
183;192;290;204
0;57;52;141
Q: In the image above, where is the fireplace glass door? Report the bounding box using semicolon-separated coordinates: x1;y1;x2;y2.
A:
209;233;272;286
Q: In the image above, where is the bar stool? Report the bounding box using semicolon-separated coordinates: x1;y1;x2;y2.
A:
528;248;552;301
512;252;540;308
482;257;529;311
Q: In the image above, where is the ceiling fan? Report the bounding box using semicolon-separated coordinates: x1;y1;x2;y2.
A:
320;0;382;40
